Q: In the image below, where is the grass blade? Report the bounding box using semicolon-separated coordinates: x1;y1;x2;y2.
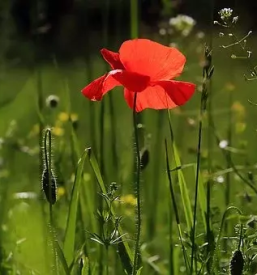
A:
63;149;89;266
173;143;193;231
55;240;70;275
194;165;207;233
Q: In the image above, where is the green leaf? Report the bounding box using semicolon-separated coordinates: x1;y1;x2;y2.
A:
81;256;89;275
136;266;143;275
55;240;70;275
173;143;193;231
63;149;89;266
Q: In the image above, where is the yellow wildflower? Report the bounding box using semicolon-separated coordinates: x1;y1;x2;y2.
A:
58;112;69;122
57;186;65;197
231;101;245;120
71;113;78;122
28;124;40;137
52;126;64;136
120;194;137;207
225;82;235;92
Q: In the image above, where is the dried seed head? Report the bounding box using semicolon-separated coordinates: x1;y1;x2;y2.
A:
230;250;244;275
46;95;59;108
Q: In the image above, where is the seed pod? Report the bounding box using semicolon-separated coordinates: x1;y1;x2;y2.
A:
42;168;57;204
230;250;244;275
140;148;149;170
42;129;57;205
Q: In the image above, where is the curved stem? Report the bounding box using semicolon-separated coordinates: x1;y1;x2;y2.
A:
132;93;141;275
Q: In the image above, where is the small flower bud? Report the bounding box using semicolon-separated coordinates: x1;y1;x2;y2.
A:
232;16;239;24
218;8;233;22
42;129;57;205
42;169;57;204
230;250;244;275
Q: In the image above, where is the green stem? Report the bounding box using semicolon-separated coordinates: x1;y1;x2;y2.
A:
44;129;59;274
190;98;205;274
206;1;214;270
165;139;189;273
132;93;141;275
106;247;109;275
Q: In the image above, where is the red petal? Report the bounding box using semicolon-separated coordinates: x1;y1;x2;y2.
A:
111;70;149;92
123;80;196;112
119;39;186;81
101;48;124;69
156;80;196;105
81;70;150;101
81;73;121;101
124;86;177;112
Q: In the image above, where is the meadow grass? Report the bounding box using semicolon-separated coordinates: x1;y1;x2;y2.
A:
1;2;257;275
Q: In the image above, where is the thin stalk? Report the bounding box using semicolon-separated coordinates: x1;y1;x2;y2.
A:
165;139;189;274
209;114;257;194
98;0;110;273
148;111;164;239
98;100;105;275
44;129;59;274
224;90;232;250
206;0;215;271
109;93;118;176
190;96;205;274
105;247;109;275
132;93;142;275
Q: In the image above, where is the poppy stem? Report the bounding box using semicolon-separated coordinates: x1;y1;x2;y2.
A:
132;92;141;275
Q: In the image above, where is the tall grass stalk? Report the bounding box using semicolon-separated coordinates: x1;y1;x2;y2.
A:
190;45;213;274
97;1;110;273
164;139;189;274
148;111;164;238
212;206;243;273
35;68;52;272
206;0;215;270
43;129;59;274
132;93;142;275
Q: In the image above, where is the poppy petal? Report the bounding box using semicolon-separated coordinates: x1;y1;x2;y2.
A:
119;39;186;81
124;86;177;112
111;70;150;92
81;73;121;101
82;70;150;101
101;48;124;69
156;80;196;105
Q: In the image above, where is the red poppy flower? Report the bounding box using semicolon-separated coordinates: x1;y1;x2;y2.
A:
82;39;196;112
